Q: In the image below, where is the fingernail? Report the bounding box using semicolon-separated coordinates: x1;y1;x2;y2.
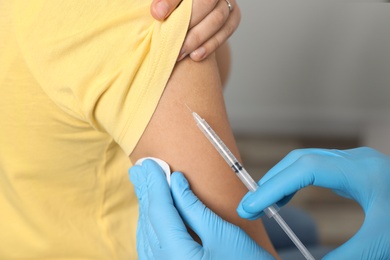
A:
177;49;187;61
156;1;169;20
191;47;206;60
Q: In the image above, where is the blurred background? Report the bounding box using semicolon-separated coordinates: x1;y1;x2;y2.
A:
224;0;390;249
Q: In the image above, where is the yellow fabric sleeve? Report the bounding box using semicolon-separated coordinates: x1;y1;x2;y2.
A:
15;0;192;155
0;1;191;259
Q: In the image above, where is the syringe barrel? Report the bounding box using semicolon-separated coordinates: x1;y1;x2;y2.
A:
193;113;259;192
192;111;314;260
194;115;236;165
235;167;259;192
264;204;280;218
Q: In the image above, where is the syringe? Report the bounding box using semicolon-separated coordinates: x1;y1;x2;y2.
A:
191;111;315;260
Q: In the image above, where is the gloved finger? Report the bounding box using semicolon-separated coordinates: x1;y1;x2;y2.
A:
140;186;162;260
237;150;300;218
238;150;346;218
170;171;224;244
236;192;295;220
129;165;147;199
141;159;172;203
142;212;163;260
131;160;173;254
141;160;195;249
136;217;156;260
130;164;157;259
236;195;263;220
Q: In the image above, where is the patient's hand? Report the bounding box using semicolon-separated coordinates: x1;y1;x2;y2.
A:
150;0;240;61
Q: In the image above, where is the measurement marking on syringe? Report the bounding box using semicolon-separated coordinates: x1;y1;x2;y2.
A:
231;162;243;173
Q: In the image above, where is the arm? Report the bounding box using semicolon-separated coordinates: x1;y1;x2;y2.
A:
129;55;278;257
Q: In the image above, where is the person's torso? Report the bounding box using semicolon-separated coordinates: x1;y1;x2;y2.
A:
0;4;137;258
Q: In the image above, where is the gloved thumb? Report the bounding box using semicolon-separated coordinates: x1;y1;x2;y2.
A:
170;172;218;242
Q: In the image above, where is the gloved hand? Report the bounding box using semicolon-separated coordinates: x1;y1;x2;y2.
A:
129;159;275;260
237;147;390;259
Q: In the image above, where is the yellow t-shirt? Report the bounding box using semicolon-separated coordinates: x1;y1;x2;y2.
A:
0;0;191;259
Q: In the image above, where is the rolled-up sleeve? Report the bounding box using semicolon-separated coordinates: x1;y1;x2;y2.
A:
16;0;192;155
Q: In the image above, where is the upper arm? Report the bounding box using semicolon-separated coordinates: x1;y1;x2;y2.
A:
130;55;278;257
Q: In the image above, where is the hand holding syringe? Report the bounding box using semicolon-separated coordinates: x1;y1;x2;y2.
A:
191;110;315;260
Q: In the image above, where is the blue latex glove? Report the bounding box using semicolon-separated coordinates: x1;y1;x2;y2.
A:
237;147;390;259
129;159;275;260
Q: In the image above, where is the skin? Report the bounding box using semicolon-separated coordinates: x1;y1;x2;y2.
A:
150;0;240;61
131;0;276;257
216;42;231;87
129;53;278;258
